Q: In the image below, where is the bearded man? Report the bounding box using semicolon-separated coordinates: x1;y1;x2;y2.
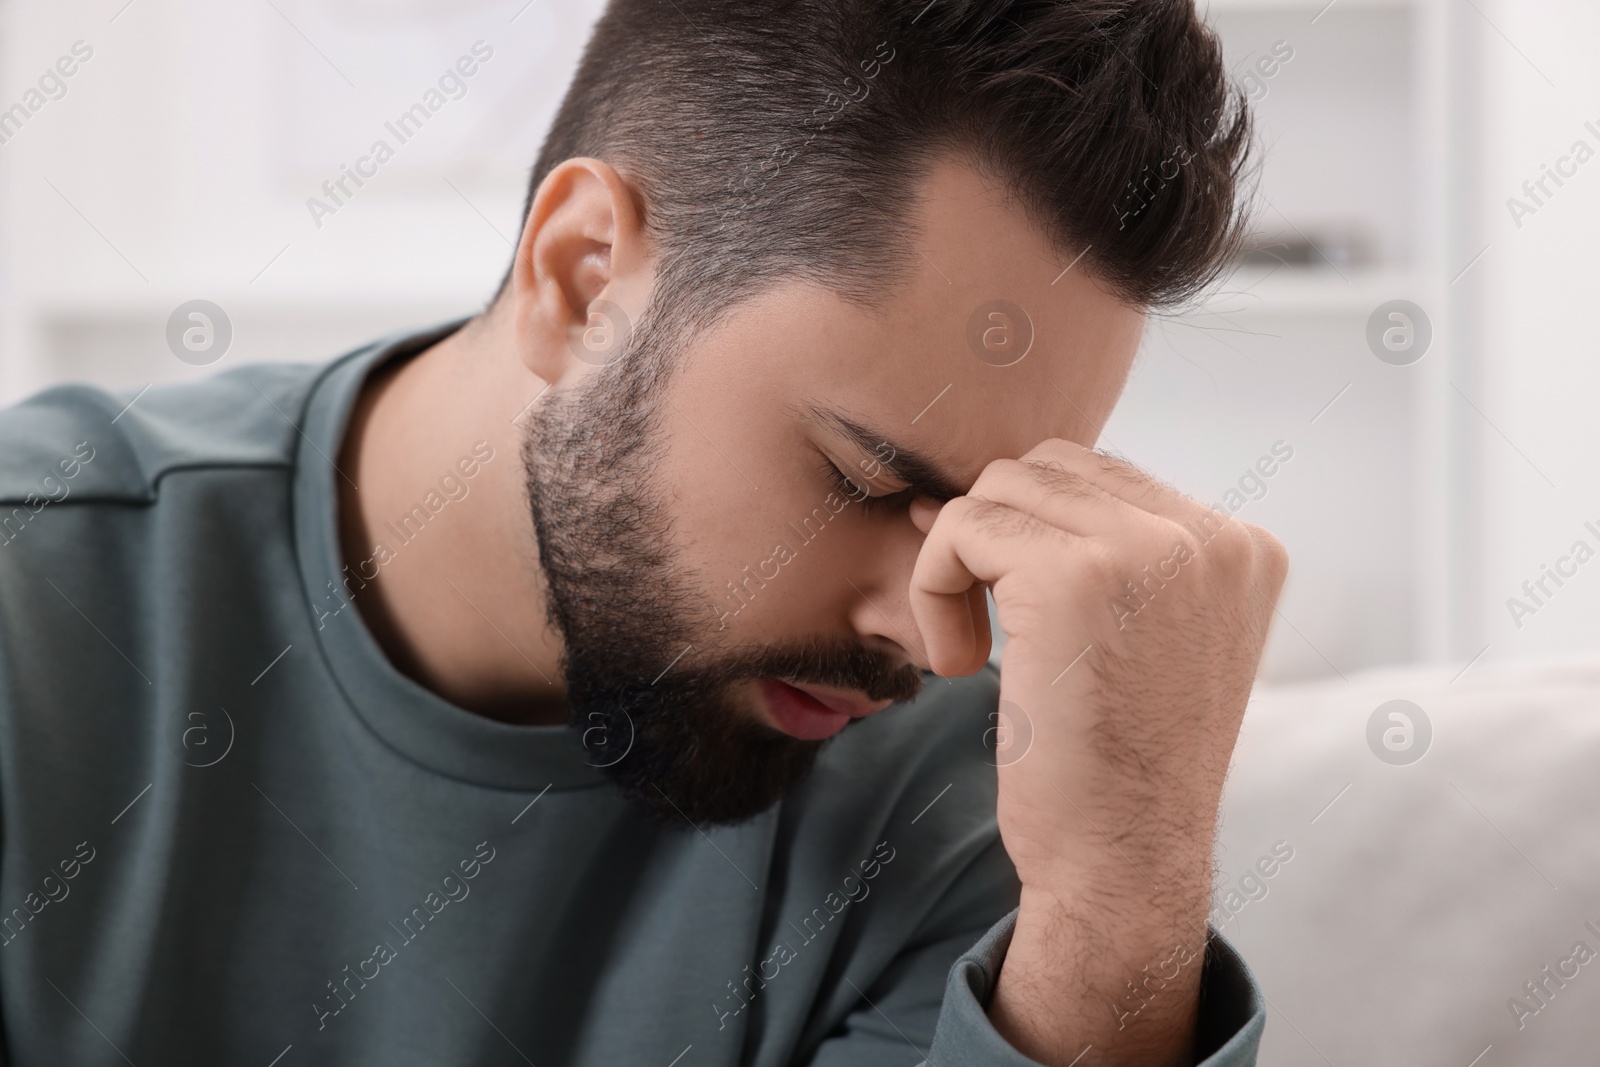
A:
0;2;1285;1064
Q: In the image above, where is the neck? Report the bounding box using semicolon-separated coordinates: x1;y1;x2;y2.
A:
335;310;569;725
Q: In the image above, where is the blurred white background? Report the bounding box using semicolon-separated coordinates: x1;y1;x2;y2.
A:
4;3;1600;1065
2;0;1596;686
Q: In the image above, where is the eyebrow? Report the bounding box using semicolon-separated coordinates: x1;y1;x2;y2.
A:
803;404;968;503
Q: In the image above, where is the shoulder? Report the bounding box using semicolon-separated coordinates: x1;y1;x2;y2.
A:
0;358;339;507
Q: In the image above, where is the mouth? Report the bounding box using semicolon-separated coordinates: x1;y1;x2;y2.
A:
756;679;893;741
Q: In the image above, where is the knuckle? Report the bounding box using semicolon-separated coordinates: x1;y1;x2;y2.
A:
1102;457;1169;506
968;458;1029;501
937;494;982;523
1019;436;1090;465
960;496;1029;540
1202;520;1255;570
1019;458;1099;503
1249;525;1291;582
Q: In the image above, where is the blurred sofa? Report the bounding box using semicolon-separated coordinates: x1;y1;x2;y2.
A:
1214;655;1600;1066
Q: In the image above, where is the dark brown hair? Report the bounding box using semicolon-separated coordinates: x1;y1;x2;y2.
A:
493;0;1251;331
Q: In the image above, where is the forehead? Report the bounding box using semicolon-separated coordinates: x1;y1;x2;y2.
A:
686;155;1147;490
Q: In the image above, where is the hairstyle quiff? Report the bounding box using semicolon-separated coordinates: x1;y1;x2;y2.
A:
495;0;1252;328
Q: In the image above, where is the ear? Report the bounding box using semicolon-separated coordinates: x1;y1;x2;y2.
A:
507;157;652;388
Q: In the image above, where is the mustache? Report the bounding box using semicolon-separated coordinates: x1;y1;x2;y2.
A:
705;635;926;706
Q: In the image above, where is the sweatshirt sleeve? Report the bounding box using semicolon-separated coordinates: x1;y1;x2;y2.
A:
923;908;1266;1066
802;899;1266;1067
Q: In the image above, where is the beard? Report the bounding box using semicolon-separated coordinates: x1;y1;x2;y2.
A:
520;308;925;828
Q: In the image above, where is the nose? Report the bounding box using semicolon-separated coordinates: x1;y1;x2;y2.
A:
844;518;937;674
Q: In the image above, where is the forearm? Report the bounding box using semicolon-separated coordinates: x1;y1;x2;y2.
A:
986;865;1214;1066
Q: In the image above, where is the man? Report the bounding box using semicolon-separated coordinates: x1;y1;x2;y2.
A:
0;0;1286;1064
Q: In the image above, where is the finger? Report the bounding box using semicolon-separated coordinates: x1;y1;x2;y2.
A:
909;496;995;672
1022;438;1225;530
966;456;1174;548
966;581;993;660
909;493;941;535
910;496;1073;676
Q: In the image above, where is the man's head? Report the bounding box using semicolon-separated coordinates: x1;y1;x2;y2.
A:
498;0;1252;827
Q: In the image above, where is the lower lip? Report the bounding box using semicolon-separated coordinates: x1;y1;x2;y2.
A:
758;679;851;741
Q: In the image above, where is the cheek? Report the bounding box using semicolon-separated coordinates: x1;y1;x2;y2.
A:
670;468;885;641
692;502;856;632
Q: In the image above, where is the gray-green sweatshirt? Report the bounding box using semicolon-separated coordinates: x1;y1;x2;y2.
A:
0;319;1265;1065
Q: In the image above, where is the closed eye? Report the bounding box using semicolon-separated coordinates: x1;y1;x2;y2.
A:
818;457;915;514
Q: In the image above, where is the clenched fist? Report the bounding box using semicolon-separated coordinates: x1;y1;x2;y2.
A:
907;439;1288;1067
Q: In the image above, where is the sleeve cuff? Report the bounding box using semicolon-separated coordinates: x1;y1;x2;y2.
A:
923;909;1267;1066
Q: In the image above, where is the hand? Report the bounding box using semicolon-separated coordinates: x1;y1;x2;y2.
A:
907;440;1287;1066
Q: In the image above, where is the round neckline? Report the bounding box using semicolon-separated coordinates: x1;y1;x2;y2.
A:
291;318;607;791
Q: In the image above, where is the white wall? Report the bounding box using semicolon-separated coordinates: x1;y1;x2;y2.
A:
1473;0;1600;667
0;0;606;398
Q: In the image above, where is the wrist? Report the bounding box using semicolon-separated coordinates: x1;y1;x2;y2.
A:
995;889;1206;1067
1011;826;1215;930
1012;883;1208;977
